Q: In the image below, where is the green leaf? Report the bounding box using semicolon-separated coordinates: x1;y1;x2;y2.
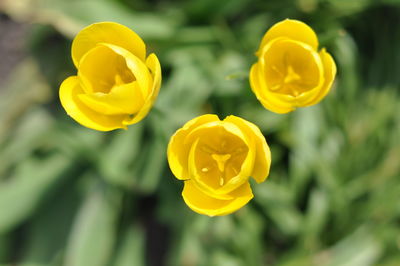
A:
99;124;143;188
0;103;53;179
0;235;10;263
136;133;167;194
112;225;146;266
322;226;383;266
0;154;71;233
254;182;302;236
300;188;329;248
20;180;81;266
64;181;121;266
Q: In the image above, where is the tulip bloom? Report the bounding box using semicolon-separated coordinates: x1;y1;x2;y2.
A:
250;19;336;113
167;114;271;216
59;22;161;131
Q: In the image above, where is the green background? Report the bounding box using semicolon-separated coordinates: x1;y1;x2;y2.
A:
0;0;400;265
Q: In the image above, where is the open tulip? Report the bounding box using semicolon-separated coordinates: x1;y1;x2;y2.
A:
250;19;336;113
167;114;271;216
59;22;161;131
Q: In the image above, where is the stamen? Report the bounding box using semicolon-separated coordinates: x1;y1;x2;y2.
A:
272;65;284;76
114;74;124;86
231;147;246;156
212;154;231;172
201;145;216;154
201;167;209;172
232;167;238;175
221;139;227;149
283;65;301;84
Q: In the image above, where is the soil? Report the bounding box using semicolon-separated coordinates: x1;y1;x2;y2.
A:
0;14;28;86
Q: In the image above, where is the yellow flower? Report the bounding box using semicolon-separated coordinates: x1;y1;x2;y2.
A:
250;19;336;114
167;114;271;216
59;22;161;131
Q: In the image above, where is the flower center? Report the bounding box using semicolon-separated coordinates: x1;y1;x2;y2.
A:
211;153;231;185
79;45;136;94
263;39;323;97
270;64;304;96
283;65;301;85
211;154;231;172
194;127;248;189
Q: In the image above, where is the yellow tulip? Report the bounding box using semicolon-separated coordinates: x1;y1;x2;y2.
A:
59;22;161;131
250;19;336;113
167;114;271;216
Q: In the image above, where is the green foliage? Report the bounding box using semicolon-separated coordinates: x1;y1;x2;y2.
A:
0;0;400;265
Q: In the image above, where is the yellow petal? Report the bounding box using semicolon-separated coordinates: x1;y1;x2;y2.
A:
77;44;125;94
123;53;162;125
167;114;220;180
220;122;255;188
59;76;126;131
289;49;335;107
224;116;271;183
77;43;148;94
249;63;295;114
302;49;337;106
182;180;254;217
71;22;146;68
77;82;144;115
98;44;152;98
258;19;318;53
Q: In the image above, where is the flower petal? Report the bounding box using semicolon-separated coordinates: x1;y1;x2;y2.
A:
214;122;256;194
59;76;126;131
98;44;152;98
77;82;144;115
250;63;295;114
182;180;254;217
71;22;146;68
224;116;271;183
258;19;318;53
123;53;162;125
167;114;220;180
302;49;337;106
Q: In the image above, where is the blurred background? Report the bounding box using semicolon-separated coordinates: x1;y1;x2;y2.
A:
0;0;400;265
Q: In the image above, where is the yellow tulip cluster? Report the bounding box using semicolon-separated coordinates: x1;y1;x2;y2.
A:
59;20;336;216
